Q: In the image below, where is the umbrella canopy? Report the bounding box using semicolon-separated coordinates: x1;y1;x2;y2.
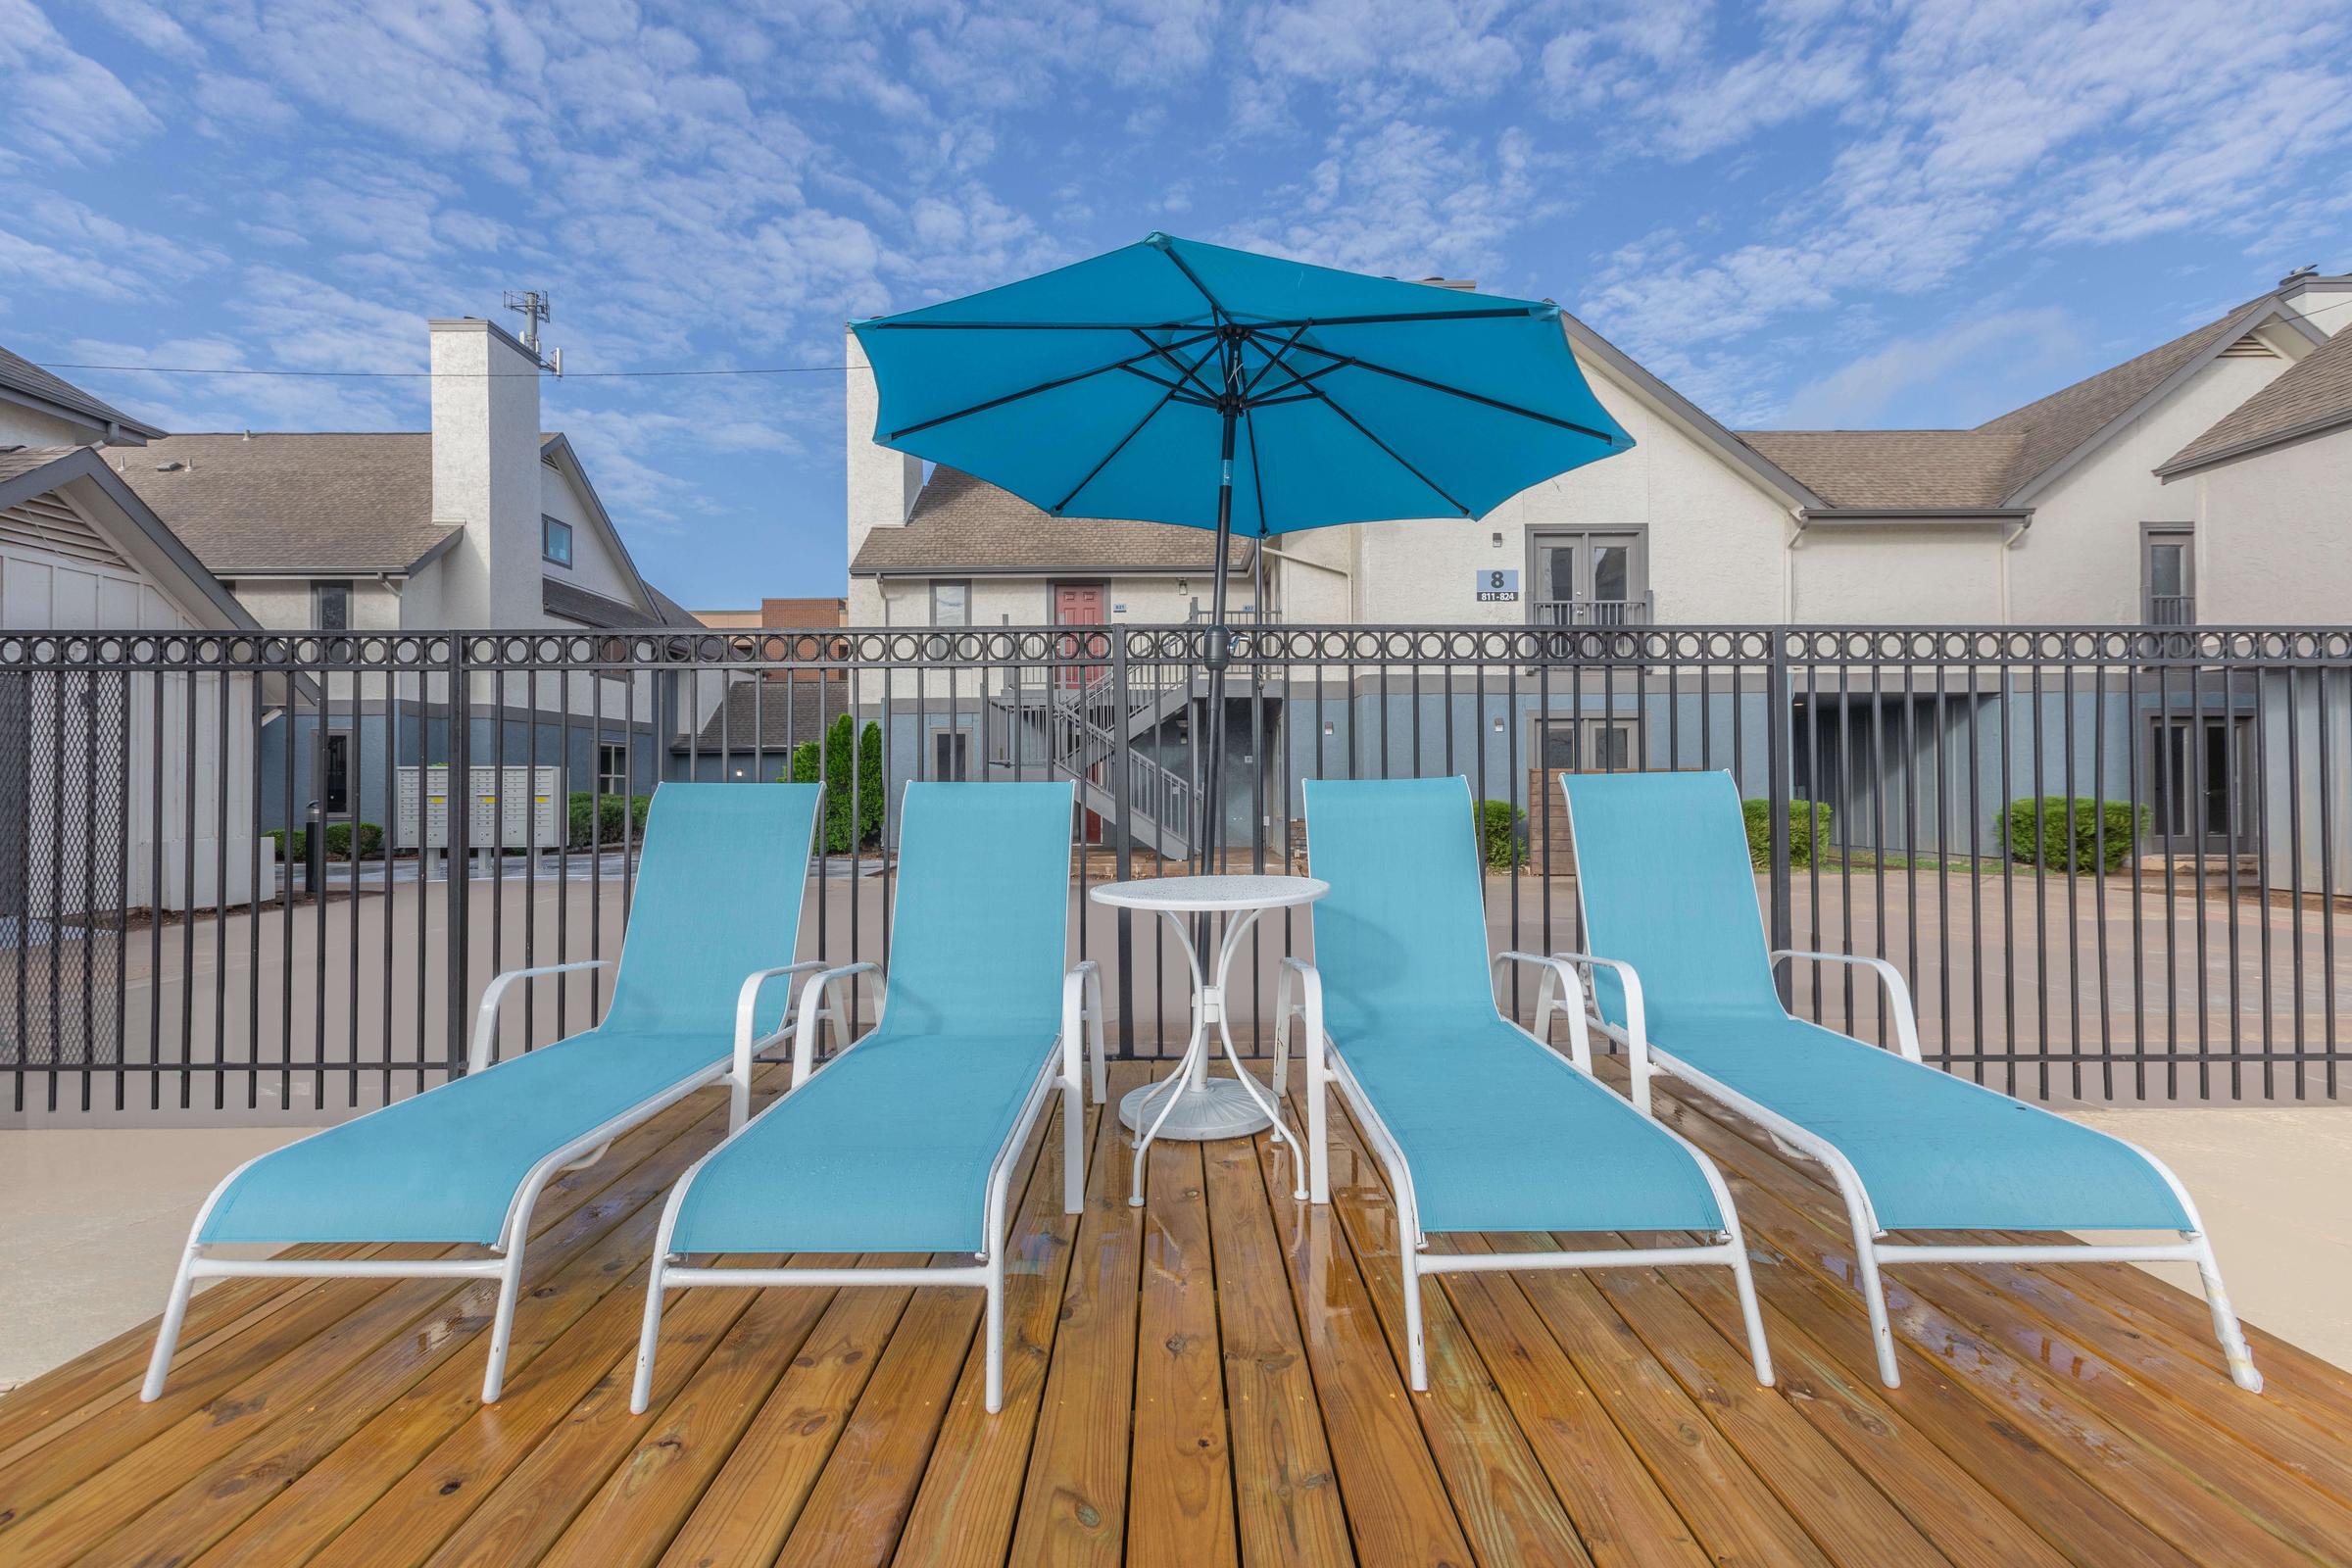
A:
849;232;1634;543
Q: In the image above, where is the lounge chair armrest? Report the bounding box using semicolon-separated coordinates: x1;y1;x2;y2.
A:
730;960;831;1128
1771;950;1923;1062
1063;959;1107;1103
792;961;883;1087
1493;951;1595;1077
1547;952;1655;1114
469;960;611;1074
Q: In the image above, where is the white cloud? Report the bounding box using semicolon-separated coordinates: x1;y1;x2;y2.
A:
1775;307;2081;425
0;0;160;164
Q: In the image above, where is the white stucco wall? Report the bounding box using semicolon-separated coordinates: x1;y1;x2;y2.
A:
428;319;544;630
845;329;921;574
2185;426;2352;624
537;453;639;606
1789;526;2009;622
0;402;98;448
2006;352;2287;624
1342;352;1794;625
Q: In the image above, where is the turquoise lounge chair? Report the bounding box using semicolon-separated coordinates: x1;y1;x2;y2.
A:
1556;769;2261;1392
143;782;827;1405
1276;776;1772;1393
631;781;1103;1415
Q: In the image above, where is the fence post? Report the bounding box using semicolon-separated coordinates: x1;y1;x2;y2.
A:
1111;633;1135;1060
445;637;472;1075
1764;630;1795;1004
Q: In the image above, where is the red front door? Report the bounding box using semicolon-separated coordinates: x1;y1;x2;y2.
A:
1053;581;1107;691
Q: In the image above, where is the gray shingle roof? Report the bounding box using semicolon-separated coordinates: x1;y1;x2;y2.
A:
1970;300;2261;494
0;445;82;484
0;346;165;441
852;466;1254;575
1740;295;2278;512
544;577;664;628
1733;430;2028;510
675;679;840;754
100;433;456;573
2159;325;2352;475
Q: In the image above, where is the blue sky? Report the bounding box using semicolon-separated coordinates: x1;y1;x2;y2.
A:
5;1;2349;608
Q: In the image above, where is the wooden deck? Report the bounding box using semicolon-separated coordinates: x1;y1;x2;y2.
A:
5;1059;2352;1567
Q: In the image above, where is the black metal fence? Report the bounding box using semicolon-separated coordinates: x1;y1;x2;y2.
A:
2;623;2347;1119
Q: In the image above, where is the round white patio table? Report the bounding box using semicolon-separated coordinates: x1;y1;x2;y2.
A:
1089;874;1327;1207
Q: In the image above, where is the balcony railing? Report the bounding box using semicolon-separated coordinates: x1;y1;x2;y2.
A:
1532;594;1653;626
2146;593;2195;626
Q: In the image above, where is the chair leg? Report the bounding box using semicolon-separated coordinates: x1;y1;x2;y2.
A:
1724;1231;1776;1387
2191;1233;2264;1393
631;1255;668;1415
1851;1226;1900;1389
984;1248;1007;1413
481;1237;529;1403
1306;1059;1329;1205
1061;1076;1085;1215
1401;1249;1428;1392
141;1246;201;1402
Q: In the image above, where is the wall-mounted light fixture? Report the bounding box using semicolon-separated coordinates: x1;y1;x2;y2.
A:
1322;720;1336;736
1491;531;1504;547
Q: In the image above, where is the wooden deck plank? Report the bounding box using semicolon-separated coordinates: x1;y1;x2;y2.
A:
1005;1064;1148;1568
1200;1131;1354;1568
1298;1115;1596;1567
885;1102;1101;1568
86;1115;735;1568
2;1052;2346;1568
771;1091;1070;1568
1578;1244;1966;1568
1621;1251;2077;1568
0;1083;720;1544
1638;1076;2331;1568
648;1272;913;1568
1250;1125;1476;1568
1126;1137;1238;1568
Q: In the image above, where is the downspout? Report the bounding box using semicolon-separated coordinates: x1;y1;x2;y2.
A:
1781;509;1807;622
1996;516;2032;623
1259;542;1355;622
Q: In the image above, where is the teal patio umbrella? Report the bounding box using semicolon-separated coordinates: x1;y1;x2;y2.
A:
850;231;1634;861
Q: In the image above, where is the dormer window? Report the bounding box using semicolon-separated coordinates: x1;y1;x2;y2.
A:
542;514;573;567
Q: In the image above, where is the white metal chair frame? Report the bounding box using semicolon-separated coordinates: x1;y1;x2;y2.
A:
630;957;1106;1416
1271;950;1774;1394
141;955;839;1406
1546;914;2261;1394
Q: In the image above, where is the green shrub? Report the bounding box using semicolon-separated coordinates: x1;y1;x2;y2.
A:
2000;796;2147;874
1476;799;1523;870
790;715;887;853
567;792;652;849
265;822;383;861
321;821;384;860
1740;798;1833;870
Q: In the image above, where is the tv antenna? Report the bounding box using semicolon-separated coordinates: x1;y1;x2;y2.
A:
502;289;562;375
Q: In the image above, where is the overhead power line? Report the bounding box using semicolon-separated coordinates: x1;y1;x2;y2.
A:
29;362;855;379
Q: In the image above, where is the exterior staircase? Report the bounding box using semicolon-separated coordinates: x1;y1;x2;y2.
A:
1000;662;1197;859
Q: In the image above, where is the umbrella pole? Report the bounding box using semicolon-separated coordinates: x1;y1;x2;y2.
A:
1201;350;1241;885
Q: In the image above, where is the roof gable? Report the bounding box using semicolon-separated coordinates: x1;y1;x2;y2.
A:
0;447;259;629
2157;323;2352;477
854;465;1254;575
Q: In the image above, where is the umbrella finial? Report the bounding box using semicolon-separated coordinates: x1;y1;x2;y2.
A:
1144;231;1174;251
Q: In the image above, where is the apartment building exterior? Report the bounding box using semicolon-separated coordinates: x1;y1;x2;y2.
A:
841;270;2352;881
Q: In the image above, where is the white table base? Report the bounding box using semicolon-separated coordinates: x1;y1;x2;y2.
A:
1117;1075;1273;1142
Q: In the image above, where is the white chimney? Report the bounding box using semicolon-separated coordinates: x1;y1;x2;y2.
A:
429;318;544;626
845;326;922;567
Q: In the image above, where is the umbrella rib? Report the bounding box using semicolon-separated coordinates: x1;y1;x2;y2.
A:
1130;327;1223;402
1152;241;1230;318
884;330;1216;440
1242;400;1270;537
860;318;1212;332
1052;336;1222;515
1298;378;1473;516
1243;306;1542;327
1244;324;1311;394
1269;336;1621;443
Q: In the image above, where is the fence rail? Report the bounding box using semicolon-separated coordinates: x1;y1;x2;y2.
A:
3;623;2347;1120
